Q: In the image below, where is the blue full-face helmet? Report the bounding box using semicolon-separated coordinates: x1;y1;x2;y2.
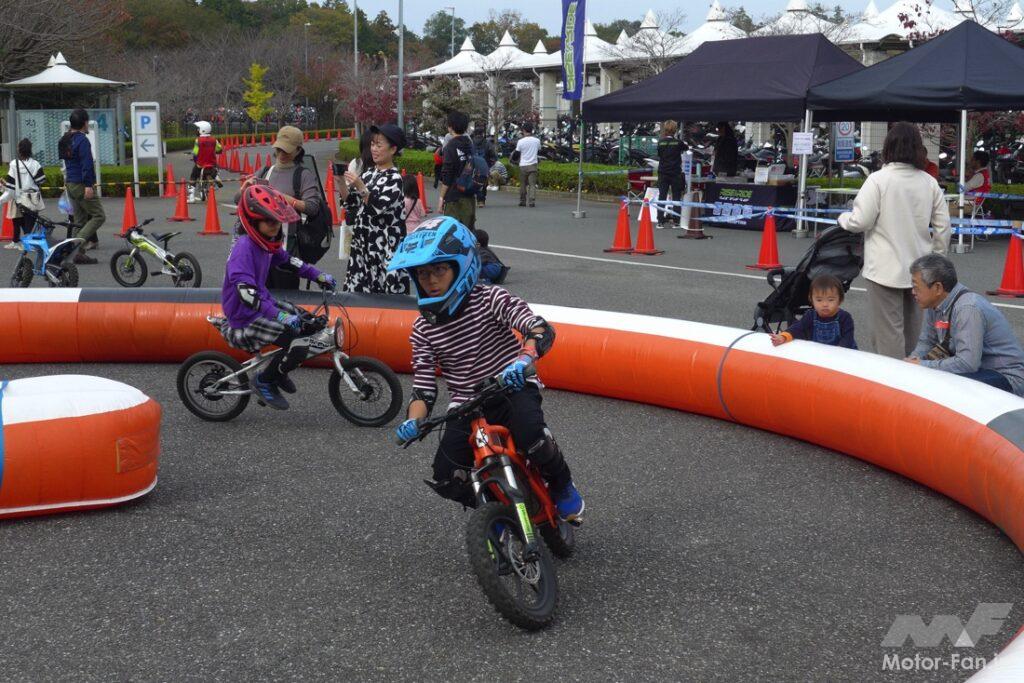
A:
387;216;481;324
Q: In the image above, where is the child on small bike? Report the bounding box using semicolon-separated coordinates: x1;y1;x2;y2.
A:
219;183;337;410
189;121;222;203
389;216;584;520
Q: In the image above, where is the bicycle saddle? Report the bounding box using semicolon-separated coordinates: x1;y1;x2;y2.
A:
151;231;181;244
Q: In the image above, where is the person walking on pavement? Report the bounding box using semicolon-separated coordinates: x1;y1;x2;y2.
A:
60;108;104;265
656;120;685;229
515;122;541;208
438;111;477;229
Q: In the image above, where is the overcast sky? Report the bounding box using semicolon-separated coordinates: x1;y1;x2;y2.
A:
345;1;957;35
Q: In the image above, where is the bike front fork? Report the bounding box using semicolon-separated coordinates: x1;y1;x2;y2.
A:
472;455;541;560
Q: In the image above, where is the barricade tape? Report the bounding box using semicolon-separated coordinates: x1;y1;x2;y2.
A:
638;197;845;216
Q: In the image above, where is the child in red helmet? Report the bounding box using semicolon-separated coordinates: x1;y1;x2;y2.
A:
218;183;337;409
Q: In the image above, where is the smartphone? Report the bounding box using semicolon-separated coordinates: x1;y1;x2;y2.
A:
332;161;346;176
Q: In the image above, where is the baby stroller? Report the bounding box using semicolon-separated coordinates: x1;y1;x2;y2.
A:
753;226;863;332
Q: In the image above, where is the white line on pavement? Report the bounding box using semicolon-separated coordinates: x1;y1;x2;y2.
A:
492;244;1024;313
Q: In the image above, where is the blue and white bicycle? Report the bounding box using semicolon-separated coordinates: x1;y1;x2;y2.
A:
9;211;84;288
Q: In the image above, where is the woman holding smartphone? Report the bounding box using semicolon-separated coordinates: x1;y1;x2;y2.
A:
337;123;410;295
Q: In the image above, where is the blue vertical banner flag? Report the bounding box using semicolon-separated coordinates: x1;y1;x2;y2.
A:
561;0;586;100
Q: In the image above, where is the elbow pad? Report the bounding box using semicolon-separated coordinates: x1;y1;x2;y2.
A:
411;388;437;415
278;256;306;274
236;283;261;311
527;319;555;357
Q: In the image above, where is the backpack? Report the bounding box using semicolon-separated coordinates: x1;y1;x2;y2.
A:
260;159;333;265
454;141;490;198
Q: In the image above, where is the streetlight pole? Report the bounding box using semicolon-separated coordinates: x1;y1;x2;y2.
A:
446;6;456;57
397;0;404;127
303;22;311;109
353;0;359;81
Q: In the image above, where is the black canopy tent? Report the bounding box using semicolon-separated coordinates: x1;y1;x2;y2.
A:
807;20;1024;251
582;33;862;123
582;34;863;232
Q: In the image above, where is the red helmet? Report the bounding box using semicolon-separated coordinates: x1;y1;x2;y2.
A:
237;184;299;252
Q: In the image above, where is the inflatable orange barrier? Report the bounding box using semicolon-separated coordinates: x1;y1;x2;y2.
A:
1;288;1023;676
0;374;161;519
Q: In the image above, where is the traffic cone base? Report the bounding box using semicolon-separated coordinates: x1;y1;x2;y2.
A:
746;212;782;270
169;182;195;222
604;201;634;253
121;185;139;236
632;202;664;256
987;234;1024;297
198;188;226;236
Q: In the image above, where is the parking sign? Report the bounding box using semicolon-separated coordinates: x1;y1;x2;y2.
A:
130;102;164;198
834;121;855;163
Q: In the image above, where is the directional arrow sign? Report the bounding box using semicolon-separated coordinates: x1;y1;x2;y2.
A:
136;134;159;159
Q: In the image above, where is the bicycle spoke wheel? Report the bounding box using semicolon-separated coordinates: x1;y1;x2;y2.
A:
466;502;558;630
110;250;147;287
176;351;250;421
171;252;202;288
10;256;32;287
327;356;402;427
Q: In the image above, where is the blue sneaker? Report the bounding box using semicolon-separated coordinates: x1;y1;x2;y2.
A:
253;373;289;410
554;481;584;521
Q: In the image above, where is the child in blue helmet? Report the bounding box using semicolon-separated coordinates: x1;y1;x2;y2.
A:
389;216;584;520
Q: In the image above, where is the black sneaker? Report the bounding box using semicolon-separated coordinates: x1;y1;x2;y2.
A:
277;374;297;394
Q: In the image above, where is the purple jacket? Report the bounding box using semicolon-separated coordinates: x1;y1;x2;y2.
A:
222;234;320;328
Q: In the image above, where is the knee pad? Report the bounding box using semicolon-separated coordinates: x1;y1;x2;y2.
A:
527;428;562;465
279;336;312;373
424;471;476;509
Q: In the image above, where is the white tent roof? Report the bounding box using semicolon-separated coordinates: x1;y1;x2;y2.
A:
479;30;533;70
862;0;880;20
680;2;745;53
616;29;632;46
844;0;966;43
532;39;548;55
639;9;660;31
410;36;487;77
756;1;837;35
1001;1;1024;29
2;52;127;89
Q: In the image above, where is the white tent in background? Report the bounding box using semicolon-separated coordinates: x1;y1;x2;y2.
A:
1000;1;1024;29
410;36;485;77
2;52;127;89
844;0;966;43
756;0;837;35
680;1;745;53
616;29;631;47
861;0;880;21
520;39;554;69
480;30;533;70
620;9;688;58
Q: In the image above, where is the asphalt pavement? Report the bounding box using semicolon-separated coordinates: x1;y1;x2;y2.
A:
1;160;1022;681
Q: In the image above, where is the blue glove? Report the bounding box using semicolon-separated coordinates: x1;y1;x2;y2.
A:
316;273;337;291
277;310;301;331
396;418;421;445
500;353;535;392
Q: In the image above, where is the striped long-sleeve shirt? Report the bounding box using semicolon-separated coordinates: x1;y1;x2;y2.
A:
411;284;545;405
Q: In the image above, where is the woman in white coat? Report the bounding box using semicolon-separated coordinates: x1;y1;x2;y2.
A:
839;122;950;358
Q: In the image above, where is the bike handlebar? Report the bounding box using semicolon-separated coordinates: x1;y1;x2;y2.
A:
398;365;538;447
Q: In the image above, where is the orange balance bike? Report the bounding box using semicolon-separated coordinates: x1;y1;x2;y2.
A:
400;369;577;630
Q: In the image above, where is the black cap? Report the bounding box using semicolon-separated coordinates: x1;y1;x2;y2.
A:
369;124;407;152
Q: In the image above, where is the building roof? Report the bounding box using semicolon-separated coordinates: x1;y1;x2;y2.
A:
2;52;128;89
844;0;966;43
680;2;746;53
756;1;838;36
480;30;533;70
410;36;485;77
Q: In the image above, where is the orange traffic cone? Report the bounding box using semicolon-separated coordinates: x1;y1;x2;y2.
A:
351;129;357;140
260;133;266;145
231;150;242;173
325;171;341;227
121;184;139;235
604;200;634;253
314;129;320;141
198;187;226;236
265;152;273;168
169;182;194;222
242;153;253;175
163;164;177;198
416;172;430;212
632;201;664;256
987;233;1024;297
746;211;783;270
0;206;14;241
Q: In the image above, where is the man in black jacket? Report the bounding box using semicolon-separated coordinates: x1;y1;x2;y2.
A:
438;110;476;229
656;120;685;228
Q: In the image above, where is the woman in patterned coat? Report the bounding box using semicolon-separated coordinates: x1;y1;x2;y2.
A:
339;123;411;294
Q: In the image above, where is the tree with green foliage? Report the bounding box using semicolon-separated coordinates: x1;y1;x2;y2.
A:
593;19;641;44
422;9;469;59
243;63;274;132
726;7;758;34
469;10;547;54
